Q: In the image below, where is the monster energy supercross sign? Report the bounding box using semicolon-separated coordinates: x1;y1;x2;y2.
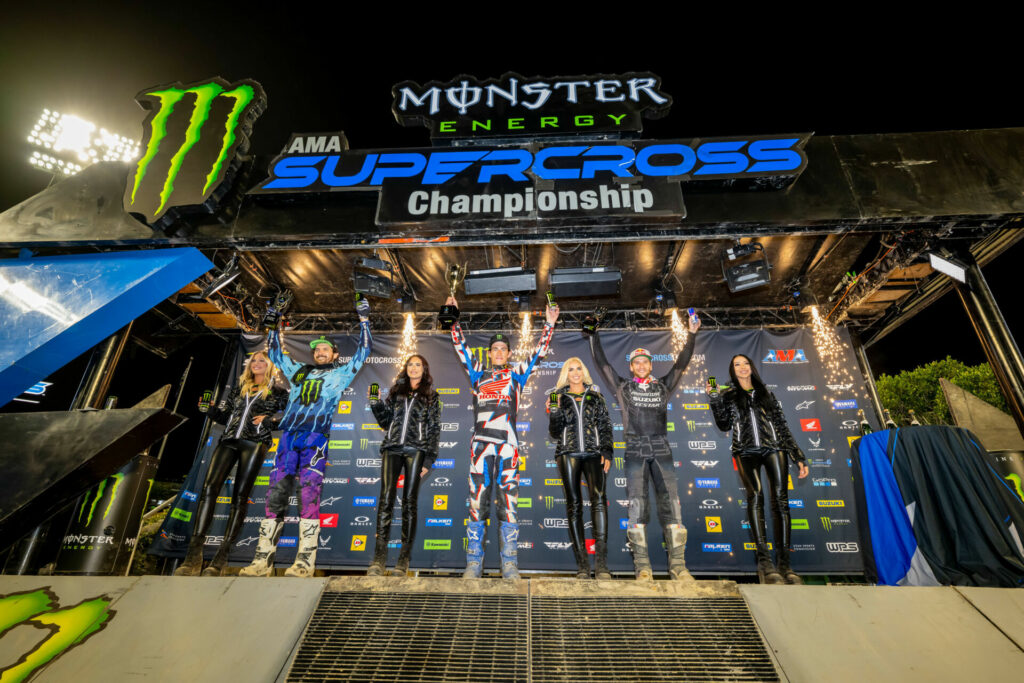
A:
124;77;266;225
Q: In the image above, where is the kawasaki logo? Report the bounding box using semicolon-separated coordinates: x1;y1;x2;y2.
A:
126;77;266;224
0;588;116;682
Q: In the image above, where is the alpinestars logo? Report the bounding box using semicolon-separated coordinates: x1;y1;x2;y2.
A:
126;77;266;224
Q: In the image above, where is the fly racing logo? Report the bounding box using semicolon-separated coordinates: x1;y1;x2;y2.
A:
827;383;854;391
354;477;381;485
439;442;458;449
544;541;573;550
126;77;266;224
690;460;719;469
795;400;815;410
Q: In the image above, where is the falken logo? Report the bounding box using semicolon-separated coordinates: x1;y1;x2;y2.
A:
353;497;377;506
126;77;266;224
787;385;816;391
434;459;455;469
180;490;198;502
441;423;460;431
354;477;381;485
826;541;859;553
795;400;815;410
703;543;732;552
832;399;858;410
800;419;821;432
763;349;808;363
695;478;720;488
690;460;719;469
332;422;355;430
425;518;452;527
357;458;381;467
688;441;716;450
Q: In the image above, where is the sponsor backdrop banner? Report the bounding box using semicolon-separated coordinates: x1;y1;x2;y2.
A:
152;327;869;574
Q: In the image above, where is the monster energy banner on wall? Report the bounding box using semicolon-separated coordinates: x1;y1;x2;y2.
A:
152;327;870;574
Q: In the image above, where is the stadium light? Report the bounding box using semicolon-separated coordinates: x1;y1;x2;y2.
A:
26;109;140;177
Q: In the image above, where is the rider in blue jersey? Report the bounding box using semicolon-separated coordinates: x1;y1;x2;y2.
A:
240;296;372;578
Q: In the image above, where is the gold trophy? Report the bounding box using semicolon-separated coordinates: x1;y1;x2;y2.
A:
438;263;466;330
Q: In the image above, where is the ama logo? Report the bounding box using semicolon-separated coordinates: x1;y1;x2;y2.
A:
763;349;808;364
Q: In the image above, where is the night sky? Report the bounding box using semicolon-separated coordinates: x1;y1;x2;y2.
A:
1;9;1018;385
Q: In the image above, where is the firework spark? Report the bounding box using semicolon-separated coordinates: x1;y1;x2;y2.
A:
810;306;864;407
394;313;418;378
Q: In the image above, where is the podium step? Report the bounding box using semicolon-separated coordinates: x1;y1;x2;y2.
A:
285;578;777;682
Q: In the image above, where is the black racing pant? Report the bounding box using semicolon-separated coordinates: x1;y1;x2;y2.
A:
735;449;791;552
625;435;682;528
555;454;608;555
375;448;427;553
192;438;267;553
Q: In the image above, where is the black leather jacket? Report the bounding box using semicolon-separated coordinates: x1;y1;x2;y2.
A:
709;387;805;463
547;385;614;459
370;390;442;466
208;385;287;445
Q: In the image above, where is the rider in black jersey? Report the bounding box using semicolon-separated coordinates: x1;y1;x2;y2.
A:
586;315;700;581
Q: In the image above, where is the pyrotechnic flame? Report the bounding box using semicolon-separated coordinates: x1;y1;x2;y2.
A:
513;311;533;363
670;309;689;357
810;306;861;406
671;308;707;395
395;313;418;378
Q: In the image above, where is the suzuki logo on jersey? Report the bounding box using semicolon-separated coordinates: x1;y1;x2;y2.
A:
319;513;339;528
763;349;808;364
800;419;821;432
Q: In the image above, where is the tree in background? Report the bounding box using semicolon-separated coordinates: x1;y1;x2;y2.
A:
877;356;1007;426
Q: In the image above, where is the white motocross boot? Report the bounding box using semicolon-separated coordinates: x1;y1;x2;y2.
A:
285;518;320;578
239;518;283;577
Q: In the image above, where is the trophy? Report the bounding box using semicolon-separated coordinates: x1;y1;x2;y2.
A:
261;288;294;330
438;263;466;330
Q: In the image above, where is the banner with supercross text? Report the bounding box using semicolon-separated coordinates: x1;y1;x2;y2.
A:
152;326;870;574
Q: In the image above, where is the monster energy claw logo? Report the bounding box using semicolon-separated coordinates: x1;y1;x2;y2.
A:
126;77;266;223
0;588;115;682
77;473;125;527
300;378;325;406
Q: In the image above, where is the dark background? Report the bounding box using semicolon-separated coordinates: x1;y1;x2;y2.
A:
0;7;1018;478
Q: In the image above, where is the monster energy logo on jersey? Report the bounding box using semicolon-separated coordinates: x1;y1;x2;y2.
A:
125;77;266;224
300;378;325;406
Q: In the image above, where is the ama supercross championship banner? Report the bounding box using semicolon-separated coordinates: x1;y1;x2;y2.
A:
151;326;871;574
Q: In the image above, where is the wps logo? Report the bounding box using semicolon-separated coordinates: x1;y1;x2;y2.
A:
800;419;821;432
826;541;859;553
0;588;116;682
763;349;808;363
441;423;459;431
544;518;569;528
126;77;266;224
688;441;716;450
705;516;722;533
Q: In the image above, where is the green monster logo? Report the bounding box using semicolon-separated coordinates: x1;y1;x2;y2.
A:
77;473;125;527
125;77;266;224
1006;473;1024;504
0;588;115;682
300;378;325;406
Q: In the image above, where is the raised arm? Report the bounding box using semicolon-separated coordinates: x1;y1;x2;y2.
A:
450;320;482;384
513;320;555;386
267;329;302;378
659;331;696;391
587;329;625;393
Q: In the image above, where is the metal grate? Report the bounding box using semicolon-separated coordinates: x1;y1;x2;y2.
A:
286;592;528;682
530;596;778;683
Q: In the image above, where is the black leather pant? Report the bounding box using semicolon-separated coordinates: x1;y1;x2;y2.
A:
192;438;267;553
624;435;682;527
556;454;608;559
374;449;427;554
735;449;791;552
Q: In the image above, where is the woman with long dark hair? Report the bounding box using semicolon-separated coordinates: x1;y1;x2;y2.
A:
367;354;441;576
547;357;614;579
708;354;809;584
176;350;287;576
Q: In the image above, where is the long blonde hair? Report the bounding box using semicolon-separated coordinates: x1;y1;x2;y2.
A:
554;356;595;392
240;350;276;398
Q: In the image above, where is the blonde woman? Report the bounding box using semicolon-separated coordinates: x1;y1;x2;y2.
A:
547;357;614;579
176;351;287;576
